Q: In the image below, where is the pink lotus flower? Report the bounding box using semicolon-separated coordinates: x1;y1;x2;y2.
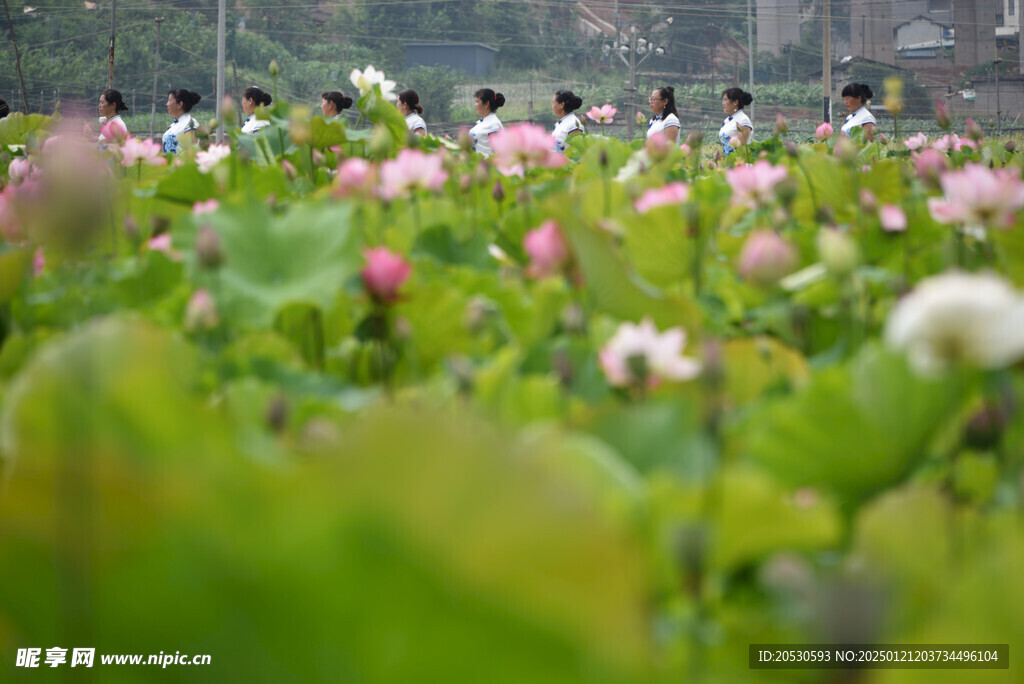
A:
738;230;798;286
680;143;692;156
927;164;1024;229
931;133;976;153
935;101;952;129
100;117;128;143
147;233;180;260
7;158;37;185
599;317;701;388
880;204;907;232
33;246;45;276
0;184;22;242
193;199;219;215
361;247;411;303
903;132;928;150
523;220;569;279
490;124;566;177
120;137;166;167
729;135;742;149
726;160;789;208
814;122;833;140
196;143;231;173
634;182;690;213
912;148;948;185
334;158;375;198
378;149;448;200
281;159;297;180
585;104;617;124
185;289;219;331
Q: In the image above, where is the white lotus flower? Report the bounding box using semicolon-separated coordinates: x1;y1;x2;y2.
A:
349;64;397;101
599;318;701;388
885;271;1024;374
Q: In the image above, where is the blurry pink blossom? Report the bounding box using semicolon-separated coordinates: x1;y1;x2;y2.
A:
100;117;128;143
8;158;38;185
599;318;701;388
912;148;948;185
196;144;231;173
121;137;166;167
361;247;411;303
880;205;907;232
931;133;976;153
193;199;220;215
634;182;690;213
32;246;45;276
185;289;219;331
281;159;298;180
859;188;878;213
729;135;742;149
680;143;692;156
523;220;569;279
935;101;952;129
585;104;617;124
903;132;928;150
927;164;1024;229
738;230;798;286
378;149;448;200
147;233;180;260
814;122;833;140
0;185;21;241
334;158;375;198
490;124;565;177
726;160;789;208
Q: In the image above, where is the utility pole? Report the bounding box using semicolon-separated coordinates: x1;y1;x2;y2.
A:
215;0;226;143
822;0;831;124
149;17;164;141
994;57;1002;133
747;0;754;120
2;0;29;114
107;0;115;88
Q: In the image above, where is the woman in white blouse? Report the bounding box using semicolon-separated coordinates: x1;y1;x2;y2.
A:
162;89;201;154
646;86;680;143
397;89;427;136
97;89;129;144
719;87;753;157
241;86;272;134
840;82;876;141
469;88;505;157
551;89;583;154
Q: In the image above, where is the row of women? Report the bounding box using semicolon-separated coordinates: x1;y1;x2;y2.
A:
96;80;879;158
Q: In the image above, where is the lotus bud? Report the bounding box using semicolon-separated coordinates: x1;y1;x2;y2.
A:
935;101;952;130
266;394;288;433
774;113;789;136
268;59;279;77
965;118;984;143
817;228;860;277
195;224;224;269
491;179;505;202
784;140;799;158
859;188;878;214
184;289;219;331
457;127;473;153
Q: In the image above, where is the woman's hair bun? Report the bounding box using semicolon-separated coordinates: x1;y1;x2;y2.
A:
494;93;506;109
741;92;753;106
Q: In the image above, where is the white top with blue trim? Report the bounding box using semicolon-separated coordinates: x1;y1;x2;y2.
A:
470;112;503;157
241;114;270;134
647;112;680;139
162;113;198;154
552;113;583;153
719;109;753;156
841;106;876;136
405;112;427;134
